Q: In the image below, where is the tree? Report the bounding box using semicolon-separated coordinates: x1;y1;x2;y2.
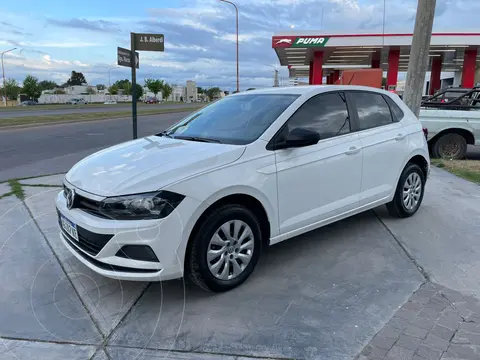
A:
22;75;41;100
224;91;230;96
2;79;21;100
145;78;164;99
132;84;143;98
96;84;106;91
162;83;173;101
54;89;66;95
38;80;58;91
108;85;119;95
205;87;221;101
66;71;87;86
197;87;204;94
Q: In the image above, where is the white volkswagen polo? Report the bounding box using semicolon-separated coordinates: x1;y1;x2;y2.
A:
57;86;429;292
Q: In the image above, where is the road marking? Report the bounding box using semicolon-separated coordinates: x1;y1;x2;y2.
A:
86;133;104;136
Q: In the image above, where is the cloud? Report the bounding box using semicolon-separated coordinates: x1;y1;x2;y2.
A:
47;18;120;33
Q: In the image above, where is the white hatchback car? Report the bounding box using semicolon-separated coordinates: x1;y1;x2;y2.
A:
57;86;429;292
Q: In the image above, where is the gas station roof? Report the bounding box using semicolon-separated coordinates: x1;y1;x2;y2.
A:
272;31;480;78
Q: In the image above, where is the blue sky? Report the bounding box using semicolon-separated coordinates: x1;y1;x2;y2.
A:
1;0;479;90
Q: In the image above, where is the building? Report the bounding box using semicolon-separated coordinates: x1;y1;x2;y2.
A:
185;80;198;102
168;85;185;102
272;30;480;95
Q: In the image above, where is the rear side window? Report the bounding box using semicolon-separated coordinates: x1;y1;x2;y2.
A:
350;92;394;130
384;96;404;122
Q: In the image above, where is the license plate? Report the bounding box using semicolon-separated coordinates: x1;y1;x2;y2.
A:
61;214;79;241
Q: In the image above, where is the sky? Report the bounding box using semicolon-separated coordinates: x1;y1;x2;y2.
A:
1;0;479;91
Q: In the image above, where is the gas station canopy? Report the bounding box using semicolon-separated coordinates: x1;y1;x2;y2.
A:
272;31;480;91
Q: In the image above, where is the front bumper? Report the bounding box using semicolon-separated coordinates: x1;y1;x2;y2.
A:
56;190;198;281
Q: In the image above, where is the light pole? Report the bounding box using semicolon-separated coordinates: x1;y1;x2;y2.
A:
1;47;16;107
108;67;117;88
264;64;279;87
219;0;239;93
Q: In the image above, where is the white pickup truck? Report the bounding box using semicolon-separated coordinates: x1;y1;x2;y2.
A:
419;87;480;159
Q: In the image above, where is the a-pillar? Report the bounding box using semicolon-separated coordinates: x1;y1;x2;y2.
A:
312;51;323;85
462;48;478;88
429;56;442;95
309;61;313;85
371;51;381;69
386;48;400;90
333;70;340;83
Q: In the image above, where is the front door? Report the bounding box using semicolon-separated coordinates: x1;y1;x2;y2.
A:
274;92;363;235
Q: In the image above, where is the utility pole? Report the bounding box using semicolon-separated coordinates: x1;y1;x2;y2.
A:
403;0;437;117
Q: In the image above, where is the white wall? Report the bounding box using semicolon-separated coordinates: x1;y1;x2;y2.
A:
38;94;132;104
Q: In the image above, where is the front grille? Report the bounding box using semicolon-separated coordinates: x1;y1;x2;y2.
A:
58;211;113;256
62;233;159;274
64;185;110;219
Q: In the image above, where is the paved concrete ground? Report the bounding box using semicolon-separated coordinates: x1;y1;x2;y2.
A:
0;103;200;119
0;167;478;359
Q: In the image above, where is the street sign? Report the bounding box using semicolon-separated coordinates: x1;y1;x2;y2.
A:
117;47;139;68
134;33;164;52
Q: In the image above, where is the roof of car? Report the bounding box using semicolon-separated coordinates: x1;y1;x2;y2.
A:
233;85;393;97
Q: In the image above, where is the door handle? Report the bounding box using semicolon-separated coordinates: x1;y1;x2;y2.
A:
345;146;361;155
395;133;406;141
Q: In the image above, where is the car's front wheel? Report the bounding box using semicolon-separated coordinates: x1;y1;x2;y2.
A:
386;163;425;218
187;204;262;292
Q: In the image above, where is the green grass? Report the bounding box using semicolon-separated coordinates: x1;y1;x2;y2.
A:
0;106;202;128
431;158;480;184
7;179;25;200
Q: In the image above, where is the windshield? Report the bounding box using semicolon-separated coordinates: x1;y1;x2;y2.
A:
164;94;299;145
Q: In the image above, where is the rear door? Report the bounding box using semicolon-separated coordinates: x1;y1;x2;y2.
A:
346;91;408;206
274;91;363;235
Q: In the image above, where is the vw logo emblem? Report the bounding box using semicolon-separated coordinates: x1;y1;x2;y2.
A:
66;188;75;209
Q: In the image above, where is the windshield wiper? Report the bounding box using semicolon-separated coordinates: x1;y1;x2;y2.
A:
156;130;173;138
173;135;221;143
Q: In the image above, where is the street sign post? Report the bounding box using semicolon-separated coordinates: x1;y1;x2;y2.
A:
129;32;165;139
117;47;139;68
134;33;164;52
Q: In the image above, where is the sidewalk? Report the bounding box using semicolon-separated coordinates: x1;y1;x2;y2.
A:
0;167;479;359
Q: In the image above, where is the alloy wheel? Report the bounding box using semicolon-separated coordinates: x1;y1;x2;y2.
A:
402;172;422;210
207;220;254;280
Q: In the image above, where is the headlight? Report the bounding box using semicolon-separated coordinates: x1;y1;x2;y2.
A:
99;191;185;220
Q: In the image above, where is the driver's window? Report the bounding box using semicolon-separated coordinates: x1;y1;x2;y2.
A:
286;92;350;140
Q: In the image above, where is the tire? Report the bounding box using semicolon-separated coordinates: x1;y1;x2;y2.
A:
431;133;467;159
386;163;425;218
187;204;263;292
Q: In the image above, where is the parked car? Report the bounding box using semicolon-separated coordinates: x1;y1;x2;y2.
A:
18;100;38;106
57;86;429;292
144;97;158;104
66;98;88;105
420;87;480;159
104;100;117;105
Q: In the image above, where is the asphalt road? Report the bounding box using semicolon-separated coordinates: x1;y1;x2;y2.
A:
0;103;199;119
0;112;189;181
0;112;479;181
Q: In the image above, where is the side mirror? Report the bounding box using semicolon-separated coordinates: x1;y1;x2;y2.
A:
276;127;320;149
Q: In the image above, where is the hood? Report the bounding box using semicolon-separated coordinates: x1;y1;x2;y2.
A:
66;136;245;196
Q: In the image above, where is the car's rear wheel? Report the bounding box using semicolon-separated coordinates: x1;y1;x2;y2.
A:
386;163;425;218
431;133;467;159
187;204;262;292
